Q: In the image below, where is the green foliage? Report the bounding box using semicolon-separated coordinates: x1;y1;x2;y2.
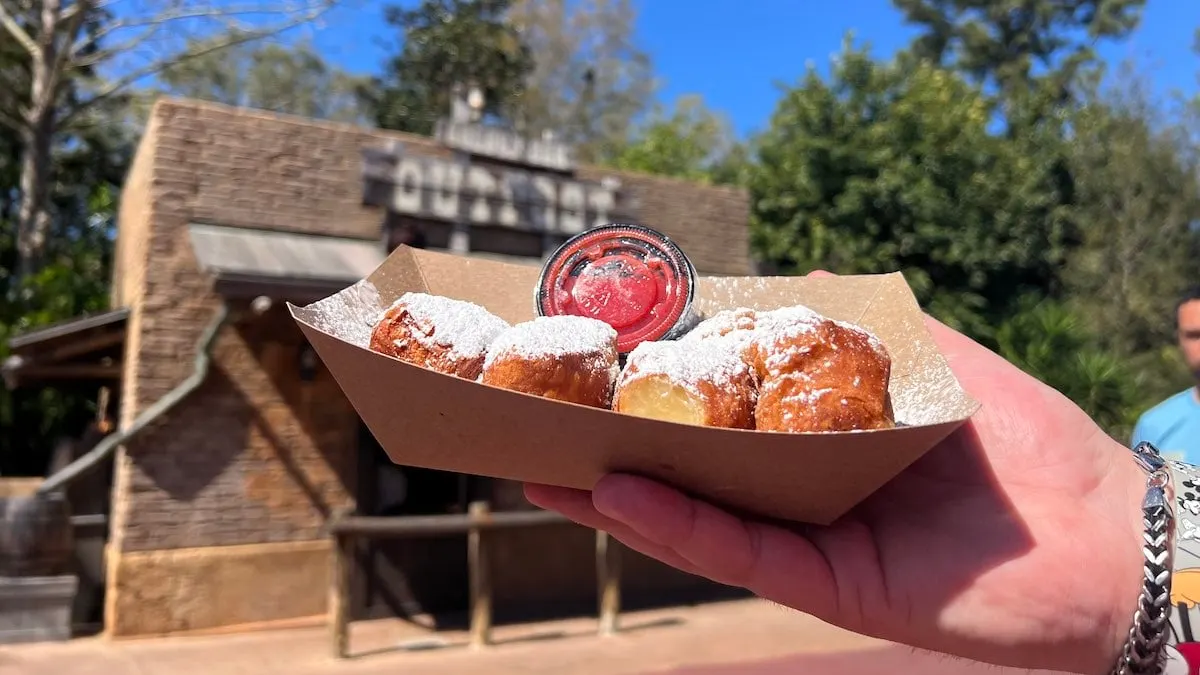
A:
374;0;534;134
1062;66;1200;357
153;33;376;125
0;160;118;476
895;0;1146;109
995;298;1145;438
505;0;656;163
603;95;736;183
749;40;1071;343
0;1;129;475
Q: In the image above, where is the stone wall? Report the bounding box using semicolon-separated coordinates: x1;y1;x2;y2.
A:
104;97;752;637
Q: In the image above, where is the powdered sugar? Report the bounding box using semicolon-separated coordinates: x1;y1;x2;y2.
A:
681;305;827;365
889;356;966;426
681;308;759;345
769;383;833;408
620;338;752;398
484;315;618;368
749;307;825;352
390;292;511;360
301;280;384;348
696;277;772;312
762;346;814;378
689;305;891;372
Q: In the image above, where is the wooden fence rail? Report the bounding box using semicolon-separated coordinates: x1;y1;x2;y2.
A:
327;502;623;659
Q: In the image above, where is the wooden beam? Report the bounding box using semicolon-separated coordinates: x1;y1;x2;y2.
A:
32;330;125;364
330;532;350;659
9;363;123;385
330;509;568;537
323;508;607;661
468;501;493;649
597;531;622;636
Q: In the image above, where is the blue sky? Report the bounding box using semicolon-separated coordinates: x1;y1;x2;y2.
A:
302;0;1197;138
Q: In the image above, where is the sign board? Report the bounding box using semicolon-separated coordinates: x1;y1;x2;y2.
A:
435;119;575;172
362;143;635;237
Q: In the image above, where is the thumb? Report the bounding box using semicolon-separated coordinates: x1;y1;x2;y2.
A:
806;269;837;279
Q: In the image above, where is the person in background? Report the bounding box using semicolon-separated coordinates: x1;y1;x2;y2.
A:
1132;286;1200;463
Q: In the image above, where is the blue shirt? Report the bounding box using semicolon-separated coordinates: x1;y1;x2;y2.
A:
1131;388;1200;464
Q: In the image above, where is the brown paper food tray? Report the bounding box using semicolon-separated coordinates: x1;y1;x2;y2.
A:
289;246;980;525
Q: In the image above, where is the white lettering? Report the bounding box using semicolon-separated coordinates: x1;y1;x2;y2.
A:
366;147;628;233
559;182;585;234
531;176;557;232
465;166;495;224
496;172;520;228
391;158;423;213
587;188;616;229
428;162;462;221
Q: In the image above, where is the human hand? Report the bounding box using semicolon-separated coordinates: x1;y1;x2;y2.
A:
524;272;1147;675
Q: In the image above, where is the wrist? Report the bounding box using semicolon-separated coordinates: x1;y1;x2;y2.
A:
1100;447;1160;674
1086;444;1159;675
1102;441;1177;675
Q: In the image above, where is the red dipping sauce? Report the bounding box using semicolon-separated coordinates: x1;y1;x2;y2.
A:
536;224;699;354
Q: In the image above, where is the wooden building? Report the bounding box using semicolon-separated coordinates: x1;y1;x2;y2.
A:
3;97;754;638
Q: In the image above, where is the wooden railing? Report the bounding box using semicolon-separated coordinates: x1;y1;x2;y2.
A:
326;502;623;659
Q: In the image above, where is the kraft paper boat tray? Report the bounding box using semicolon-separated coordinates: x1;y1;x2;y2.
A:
289;246;980;525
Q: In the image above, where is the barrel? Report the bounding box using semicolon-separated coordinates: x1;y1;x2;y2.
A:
0;491;74;577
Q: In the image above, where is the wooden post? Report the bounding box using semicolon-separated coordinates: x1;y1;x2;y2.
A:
468;501;493;649
329;531;350;659
596;530;622;636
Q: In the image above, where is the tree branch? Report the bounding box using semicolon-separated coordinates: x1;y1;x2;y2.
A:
71;21;165;70
62;4;331;122
0;1;38;56
71;2;332;58
0;103;27;133
54;0;91;78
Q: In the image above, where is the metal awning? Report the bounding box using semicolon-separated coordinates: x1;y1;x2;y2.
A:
188;223;387;303
3;308;129;389
188;223;549;303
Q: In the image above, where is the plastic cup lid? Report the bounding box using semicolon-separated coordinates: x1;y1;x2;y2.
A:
536;224;695;353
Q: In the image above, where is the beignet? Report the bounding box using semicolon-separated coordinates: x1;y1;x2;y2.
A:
614;339;756;429
754;319;894;432
369;292;510;380
683;306;825;377
683;305;894;432
481;315;620;408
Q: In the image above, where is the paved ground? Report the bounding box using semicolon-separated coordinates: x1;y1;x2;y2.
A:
655;648;1066;675
0;598;1070;675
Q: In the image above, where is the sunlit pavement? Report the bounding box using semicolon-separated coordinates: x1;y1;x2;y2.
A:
0;598;1068;675
651;647;1068;675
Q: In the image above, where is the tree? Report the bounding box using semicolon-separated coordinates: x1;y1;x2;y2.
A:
0;88;129;477
603;94;736;183
0;0;335;282
373;0;533;135
1060;64;1200;404
893;0;1145;111
152;32;375;125
994;298;1145;440
505;0;655;163
1;35;22;227
749;40;1072;342
706;140;755;188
